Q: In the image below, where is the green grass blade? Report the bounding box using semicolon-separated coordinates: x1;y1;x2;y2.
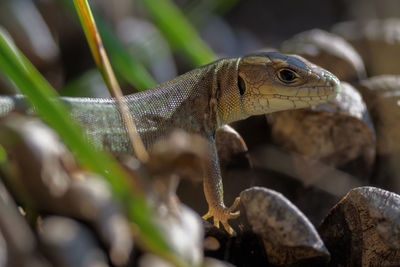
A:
0;29;187;266
140;0;217;66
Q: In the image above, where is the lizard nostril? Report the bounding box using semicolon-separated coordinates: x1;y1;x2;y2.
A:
324;72;341;94
331;78;341;93
325;78;341;99
328;79;335;89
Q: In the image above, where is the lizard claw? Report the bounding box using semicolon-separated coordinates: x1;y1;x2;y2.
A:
202;197;241;235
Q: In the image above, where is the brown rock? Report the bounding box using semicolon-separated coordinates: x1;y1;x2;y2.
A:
0;116;207;267
0;179;51;267
240;187;330;266
319;186;400;267
355;75;400;193
147;129;209;184
266;82;375;184
216;125;251;169
356;75;400;154
39;216;109;267
203;257;236;267
0;115;133;266
332;18;400;76
281;29;366;82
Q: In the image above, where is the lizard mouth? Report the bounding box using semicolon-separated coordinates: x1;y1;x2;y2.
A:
272;80;341;101
271;94;331;101
247;84;340;112
265;85;339;101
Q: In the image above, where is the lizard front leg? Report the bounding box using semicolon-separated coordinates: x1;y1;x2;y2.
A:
202;140;240;235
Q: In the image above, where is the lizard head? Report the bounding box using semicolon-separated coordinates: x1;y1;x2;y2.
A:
237;52;341;116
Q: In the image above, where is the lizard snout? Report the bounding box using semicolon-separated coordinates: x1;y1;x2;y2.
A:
319;69;341;99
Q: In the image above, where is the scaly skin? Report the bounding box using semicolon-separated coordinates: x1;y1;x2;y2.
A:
0;52;340;234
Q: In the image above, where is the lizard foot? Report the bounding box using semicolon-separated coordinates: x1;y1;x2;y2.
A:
202;197;240;235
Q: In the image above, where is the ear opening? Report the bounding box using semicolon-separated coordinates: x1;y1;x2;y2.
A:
238;76;246;95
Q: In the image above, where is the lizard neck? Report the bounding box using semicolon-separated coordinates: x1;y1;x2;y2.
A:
215;58;248;127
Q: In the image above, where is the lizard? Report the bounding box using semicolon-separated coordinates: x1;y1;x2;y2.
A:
0;52;340;234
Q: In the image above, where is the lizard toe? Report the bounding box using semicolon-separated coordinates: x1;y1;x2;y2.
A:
202;198;241;235
228;197;240;213
221;221;235;236
213;218;220;228
228;210;240;219
202;212;212;220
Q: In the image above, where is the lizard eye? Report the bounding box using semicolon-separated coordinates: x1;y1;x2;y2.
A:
277;68;298;83
238;76;246;95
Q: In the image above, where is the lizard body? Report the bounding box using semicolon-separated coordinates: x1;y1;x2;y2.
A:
0;52;340;234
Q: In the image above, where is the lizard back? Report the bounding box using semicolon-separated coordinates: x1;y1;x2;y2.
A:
62;58;239;154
